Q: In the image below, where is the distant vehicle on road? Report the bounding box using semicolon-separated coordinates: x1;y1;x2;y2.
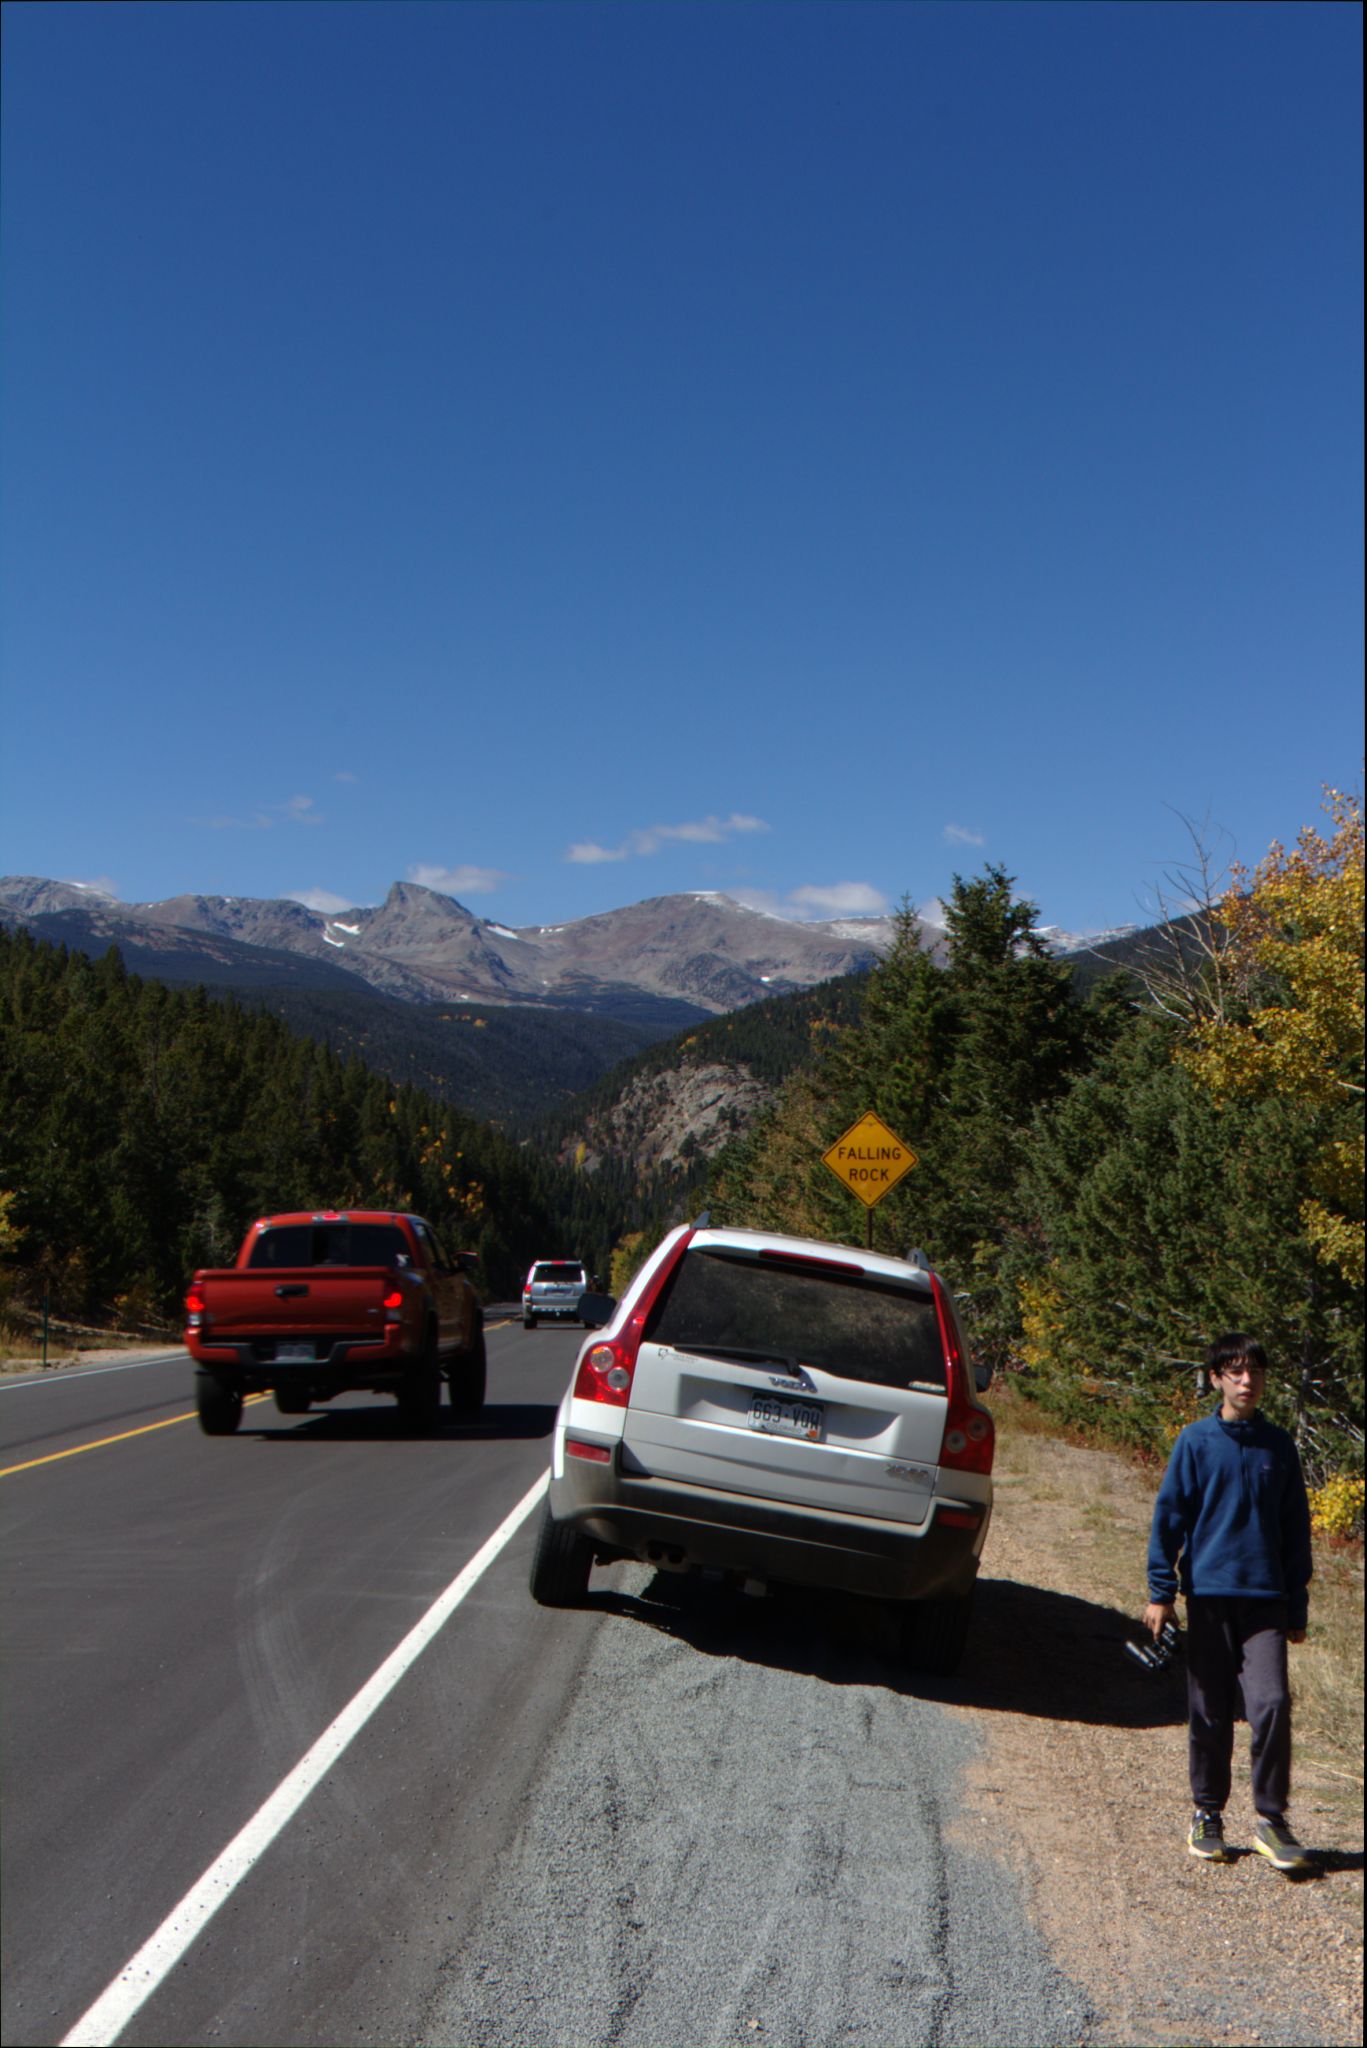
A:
522;1259;591;1327
185;1210;486;1434
530;1220;994;1672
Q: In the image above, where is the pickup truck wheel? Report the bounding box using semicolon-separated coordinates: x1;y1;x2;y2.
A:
274;1388;311;1415
195;1371;243;1436
897;1588;974;1675
528;1498;593;1605
396;1332;442;1433
448;1324;487;1420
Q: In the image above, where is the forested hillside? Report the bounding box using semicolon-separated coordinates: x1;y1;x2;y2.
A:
536;971;873;1285
0;931;577;1320
218;985;673;1129
707;798;1363;1488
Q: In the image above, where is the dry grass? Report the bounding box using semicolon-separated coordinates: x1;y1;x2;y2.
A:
0;1325;175;1372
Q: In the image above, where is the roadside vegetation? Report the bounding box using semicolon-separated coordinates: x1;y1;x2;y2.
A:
707;790;1363;1505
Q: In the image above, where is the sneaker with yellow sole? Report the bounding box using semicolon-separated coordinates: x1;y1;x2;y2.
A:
1251;1816;1319;1874
1187;1811;1233;1862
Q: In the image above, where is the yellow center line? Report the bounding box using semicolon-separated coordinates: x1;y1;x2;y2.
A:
0;1394;272;1478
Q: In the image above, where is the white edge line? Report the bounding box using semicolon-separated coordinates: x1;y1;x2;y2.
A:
0;1354;185;1391
60;1468;550;2048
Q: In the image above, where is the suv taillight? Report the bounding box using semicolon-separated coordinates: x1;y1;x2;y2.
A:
930;1273;995;1475
571;1225;695;1408
573;1339;636;1407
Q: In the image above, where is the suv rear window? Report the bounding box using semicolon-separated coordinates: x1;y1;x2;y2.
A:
248;1224;412;1269
645;1248;947;1391
532;1263;586;1284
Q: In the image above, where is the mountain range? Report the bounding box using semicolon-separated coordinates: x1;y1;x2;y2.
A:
0;875;1145;1128
0;876;1132;1022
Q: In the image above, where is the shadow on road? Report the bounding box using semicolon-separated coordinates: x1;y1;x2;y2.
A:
584;1568;1188;1729
241;1400;558;1442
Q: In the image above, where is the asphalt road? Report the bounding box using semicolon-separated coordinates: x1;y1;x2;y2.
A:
1;1327;1093;2048
0;1324;596;2048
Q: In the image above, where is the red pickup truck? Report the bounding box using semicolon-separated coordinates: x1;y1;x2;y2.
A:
185;1210;486;1435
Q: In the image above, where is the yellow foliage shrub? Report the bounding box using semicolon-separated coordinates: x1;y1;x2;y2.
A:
1309;1474;1365;1541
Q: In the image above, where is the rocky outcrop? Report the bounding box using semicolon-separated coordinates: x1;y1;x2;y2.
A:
564;1060;773;1177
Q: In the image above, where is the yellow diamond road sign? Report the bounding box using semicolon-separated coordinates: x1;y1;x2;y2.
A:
823;1111;918;1209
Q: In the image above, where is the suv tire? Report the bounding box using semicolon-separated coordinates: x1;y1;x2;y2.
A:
529;1499;593;1606
196;1371;243;1436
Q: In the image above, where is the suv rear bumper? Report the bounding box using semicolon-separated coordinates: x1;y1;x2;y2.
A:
549;1453;987;1602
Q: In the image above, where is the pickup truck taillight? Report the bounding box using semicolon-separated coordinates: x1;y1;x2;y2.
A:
185;1288;206;1330
383;1287;403;1322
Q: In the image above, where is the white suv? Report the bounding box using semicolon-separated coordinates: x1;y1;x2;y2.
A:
522;1260;590;1327
530;1219;994;1672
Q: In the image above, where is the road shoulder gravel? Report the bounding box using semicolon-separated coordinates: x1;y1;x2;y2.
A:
420;1566;1094;2048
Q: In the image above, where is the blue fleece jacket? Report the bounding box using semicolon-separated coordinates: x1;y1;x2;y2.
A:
1147;1408;1313;1630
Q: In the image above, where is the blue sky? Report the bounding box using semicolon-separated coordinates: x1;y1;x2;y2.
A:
2;1;1361;935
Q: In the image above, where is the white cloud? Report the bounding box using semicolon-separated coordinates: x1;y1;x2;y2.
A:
334;770;360;784
63;876;121;900
192;793;325;831
286;888;358;914
788;882;890;917
564;813;770;863
408;862;510;897
565;840;626;865
943;823;986;847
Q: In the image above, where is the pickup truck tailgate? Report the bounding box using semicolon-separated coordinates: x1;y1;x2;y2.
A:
198;1267;391;1336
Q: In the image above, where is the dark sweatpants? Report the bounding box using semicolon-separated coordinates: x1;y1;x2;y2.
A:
1186;1595;1293;1819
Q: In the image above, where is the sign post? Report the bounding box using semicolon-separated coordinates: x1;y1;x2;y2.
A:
822;1111;918;1249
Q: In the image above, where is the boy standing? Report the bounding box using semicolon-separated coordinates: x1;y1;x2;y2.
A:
1143;1332;1317;1873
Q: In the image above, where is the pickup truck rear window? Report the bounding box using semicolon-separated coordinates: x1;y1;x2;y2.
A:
644;1247;947;1391
248;1224;412;1269
532;1264;586;1284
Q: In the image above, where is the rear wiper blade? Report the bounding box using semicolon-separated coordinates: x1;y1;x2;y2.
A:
671;1343;795;1370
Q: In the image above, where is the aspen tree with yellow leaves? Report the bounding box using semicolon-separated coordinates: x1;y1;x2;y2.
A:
1180;789;1364;1286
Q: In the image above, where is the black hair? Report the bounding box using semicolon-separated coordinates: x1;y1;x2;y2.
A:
1206;1332;1269;1377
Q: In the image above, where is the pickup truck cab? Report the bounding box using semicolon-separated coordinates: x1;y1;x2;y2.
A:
185;1210;486;1434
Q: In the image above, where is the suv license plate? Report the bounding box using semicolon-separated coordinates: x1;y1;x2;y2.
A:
277;1343;313;1363
748;1395;824;1442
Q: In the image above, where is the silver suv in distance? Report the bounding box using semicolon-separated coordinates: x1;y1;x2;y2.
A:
522;1260;591;1327
530;1220;994;1672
